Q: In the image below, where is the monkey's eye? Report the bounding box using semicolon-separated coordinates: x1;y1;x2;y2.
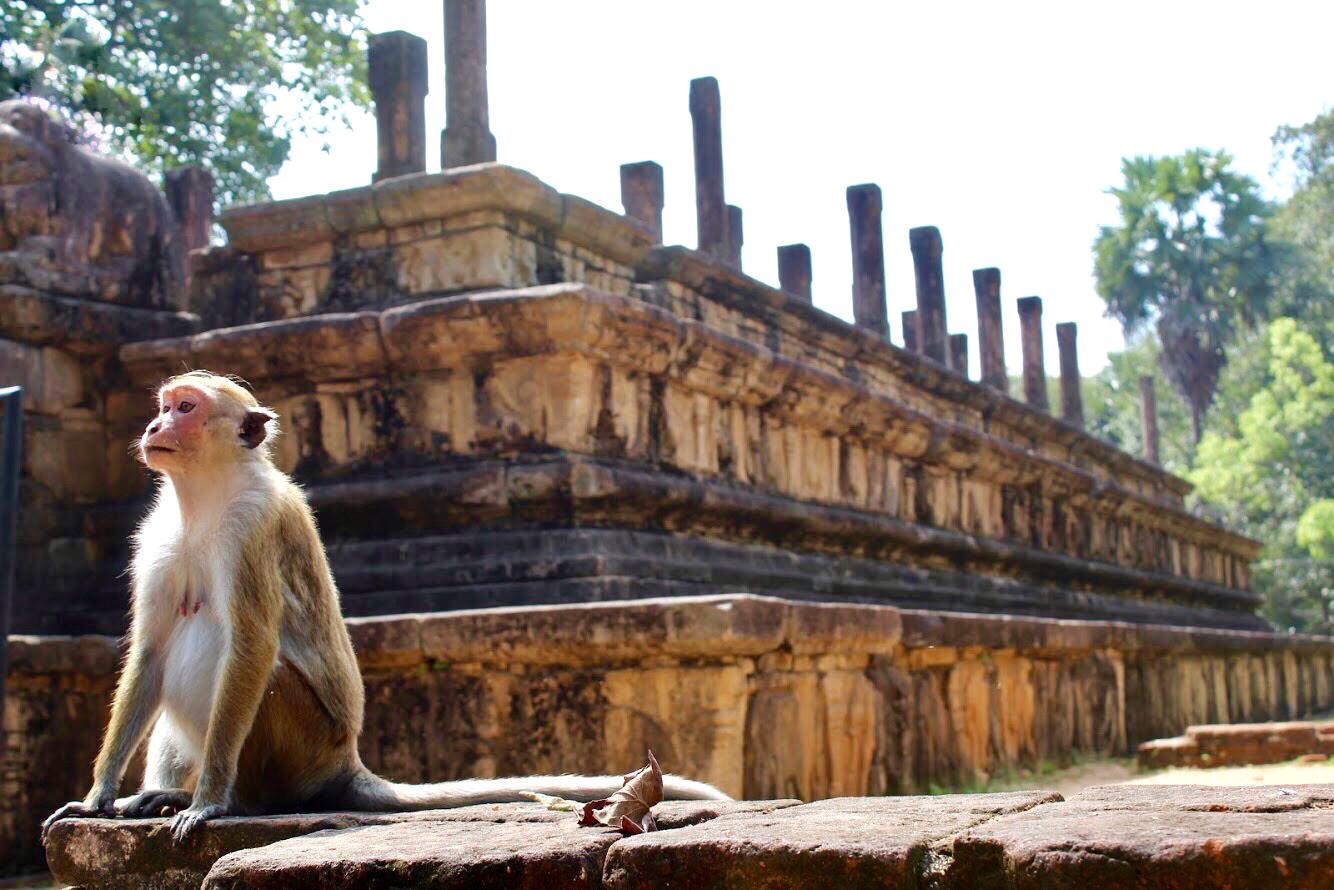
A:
160;404;169;414
178;401;195;414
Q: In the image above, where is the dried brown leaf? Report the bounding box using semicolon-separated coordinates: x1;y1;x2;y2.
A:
577;750;664;833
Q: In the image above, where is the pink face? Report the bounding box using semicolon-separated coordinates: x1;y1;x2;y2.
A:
140;385;212;470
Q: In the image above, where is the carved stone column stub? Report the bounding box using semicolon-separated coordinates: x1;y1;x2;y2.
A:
1140;375;1161;465
973;267;1007;393
1017;296;1049;412
369;30;429;182
164;165;214;256
909;226;948;364
846;184;888;339
620;161;664;244
902;310;920;353
689;76;727;261
726;204;743;270
777;244;812;303
441;0;496;168
949;333;969;378
1056;322;1084;428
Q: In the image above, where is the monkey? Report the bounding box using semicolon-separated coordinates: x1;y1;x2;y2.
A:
43;371;726;842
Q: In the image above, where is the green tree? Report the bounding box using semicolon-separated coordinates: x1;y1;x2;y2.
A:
1093;150;1277;443
1269;110;1334;348
1189;318;1334;632
0;0;369;204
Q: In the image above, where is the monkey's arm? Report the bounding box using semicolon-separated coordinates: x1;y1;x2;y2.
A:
42;631;164;835
168;535;282;841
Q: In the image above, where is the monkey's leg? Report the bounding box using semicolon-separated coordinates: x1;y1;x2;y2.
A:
117;716;197;817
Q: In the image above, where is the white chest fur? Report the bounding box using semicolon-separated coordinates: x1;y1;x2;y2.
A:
160;601;226;743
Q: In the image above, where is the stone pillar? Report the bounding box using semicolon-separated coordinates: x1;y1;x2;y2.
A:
973;267;1007;393
726;204;743;270
909;226;948;364
441;0;496;168
1017;296;1049;412
369;30;429;182
689;77;727;261
620;161;664;244
949;333;969;377
1056;322;1084;428
902;310;920;352
777;244;812;303
846;184;888;338
1140;376;1160;465
164;165;214;257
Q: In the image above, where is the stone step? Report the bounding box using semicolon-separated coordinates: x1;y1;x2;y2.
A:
44;785;1334;889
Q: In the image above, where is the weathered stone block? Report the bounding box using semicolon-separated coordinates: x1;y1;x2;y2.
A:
602;791;1059;888
0;338;82;413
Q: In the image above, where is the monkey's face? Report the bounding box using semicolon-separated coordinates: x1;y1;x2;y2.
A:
141;384;213;471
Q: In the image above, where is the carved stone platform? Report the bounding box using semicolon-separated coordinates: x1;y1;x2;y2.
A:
44;785;1334;889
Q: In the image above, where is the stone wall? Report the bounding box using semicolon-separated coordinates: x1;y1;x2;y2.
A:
6;594;1332;874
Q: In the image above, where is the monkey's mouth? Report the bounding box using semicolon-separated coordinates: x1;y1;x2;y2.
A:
144;446;177;454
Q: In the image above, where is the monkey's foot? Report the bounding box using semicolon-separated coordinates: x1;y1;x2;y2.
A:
41;794;115;840
168;804;227;842
117;789;193;818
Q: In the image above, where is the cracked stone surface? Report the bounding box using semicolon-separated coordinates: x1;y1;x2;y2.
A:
43;800;798;890
601;791;1059;888
42;785;1334;889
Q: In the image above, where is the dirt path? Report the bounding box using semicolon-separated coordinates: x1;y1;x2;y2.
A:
987;756;1334;797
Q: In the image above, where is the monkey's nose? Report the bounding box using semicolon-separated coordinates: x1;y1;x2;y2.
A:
147;420;162;434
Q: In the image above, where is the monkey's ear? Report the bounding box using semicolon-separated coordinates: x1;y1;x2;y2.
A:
240;407;278;449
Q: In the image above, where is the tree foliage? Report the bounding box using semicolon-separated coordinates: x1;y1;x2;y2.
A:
0;0;369;204
1093;150;1277;442
1269;109;1334;348
1188;319;1333;632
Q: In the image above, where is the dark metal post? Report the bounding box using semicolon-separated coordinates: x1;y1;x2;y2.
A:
689;77;728;261
902;310;920;353
441;0;496;168
619;161;664;244
973;267;1007;392
949;333;969;377
1140;376;1160;465
0;386;22;743
1017;296;1049;412
369;30;430;181
726;204;744;270
1056;322;1084;428
846;184;888;338
909;226;948;364
777;244;812;303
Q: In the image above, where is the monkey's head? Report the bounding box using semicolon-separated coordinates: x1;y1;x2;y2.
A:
140;371;278;473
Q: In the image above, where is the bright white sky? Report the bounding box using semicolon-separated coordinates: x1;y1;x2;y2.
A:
270;0;1332;376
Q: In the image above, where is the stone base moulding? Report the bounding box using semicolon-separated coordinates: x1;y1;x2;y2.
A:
6;595;1333;873
43;784;1334;889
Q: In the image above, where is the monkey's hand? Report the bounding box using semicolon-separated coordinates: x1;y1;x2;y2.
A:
167;803;227;842
41;789;116;840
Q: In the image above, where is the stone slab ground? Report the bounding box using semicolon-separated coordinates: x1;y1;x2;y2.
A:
45;784;1334;889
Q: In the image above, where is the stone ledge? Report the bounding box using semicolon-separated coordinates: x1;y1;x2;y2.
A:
45;800;798;890
114;284;1260;567
219;163;655;267
639;245;1196;504
44;786;1333;888
0;284;198;353
1138;721;1334;769
10;595;1334;682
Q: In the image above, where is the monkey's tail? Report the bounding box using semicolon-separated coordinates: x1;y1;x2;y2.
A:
338;768;730;811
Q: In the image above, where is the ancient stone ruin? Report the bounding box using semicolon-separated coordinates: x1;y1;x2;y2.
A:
3;1;1333;882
